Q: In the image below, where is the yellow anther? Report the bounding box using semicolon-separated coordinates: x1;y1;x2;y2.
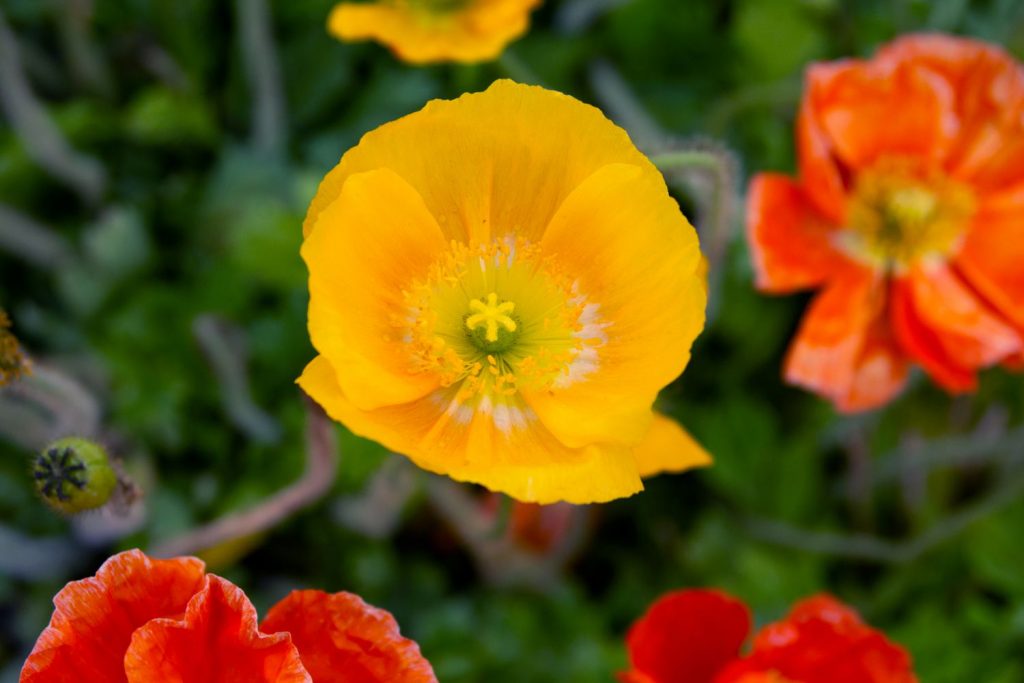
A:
466;293;517;343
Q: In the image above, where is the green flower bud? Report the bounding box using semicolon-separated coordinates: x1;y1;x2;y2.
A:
34;438;117;514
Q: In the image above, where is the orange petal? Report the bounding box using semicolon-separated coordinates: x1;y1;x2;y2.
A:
124;575;309;682
805;56;957;173
633;412;711;478
21;549;206;683
797;62;851;224
717;594;917;683
622;589;751;683
811;57;954;171
784;263;908;411
903;263;1021;370
833;314;911;414
956;184;1024;332
877;33;1024;191
746;174;842;293
889;276;975;392
261;590;436;683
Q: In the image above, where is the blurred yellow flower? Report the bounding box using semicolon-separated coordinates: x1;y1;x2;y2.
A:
328;0;541;64
299;81;708;504
0;309;30;387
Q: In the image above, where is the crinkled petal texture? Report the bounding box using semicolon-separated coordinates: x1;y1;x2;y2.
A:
328;0;541;65
21;549;206;683
300;80;706;504
261;590;437;683
747;33;1024;411
21;550;436;683
124;576;309;683
621;589;751;683
716;596;918;683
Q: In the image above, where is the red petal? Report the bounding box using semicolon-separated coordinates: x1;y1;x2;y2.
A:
261;590;437;683
784;263;909;411
621;589;751;683
746;174;843;293
20;549;206;683
124;575;310;683
720;594;917;683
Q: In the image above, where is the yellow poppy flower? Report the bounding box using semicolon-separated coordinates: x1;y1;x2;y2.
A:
299;80;709;504
328;0;541;64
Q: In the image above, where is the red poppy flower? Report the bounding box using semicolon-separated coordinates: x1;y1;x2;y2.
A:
622;590;917;683
20;549;436;683
747;33;1024;411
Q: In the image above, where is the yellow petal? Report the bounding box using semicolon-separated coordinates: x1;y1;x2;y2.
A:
302;168;447;411
328;1;539;65
634;412;711;478
304;80;654;245
526;163;706;448
299;355;643;504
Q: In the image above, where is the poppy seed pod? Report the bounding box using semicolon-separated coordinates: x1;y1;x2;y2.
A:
34;437;117;514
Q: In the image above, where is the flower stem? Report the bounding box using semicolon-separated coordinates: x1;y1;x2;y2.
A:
649;150;725;173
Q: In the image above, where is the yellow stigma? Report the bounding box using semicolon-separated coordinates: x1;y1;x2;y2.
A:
466;293;517;343
842;158;975;270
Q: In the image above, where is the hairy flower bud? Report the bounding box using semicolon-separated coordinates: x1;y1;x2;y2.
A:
34;437;117;514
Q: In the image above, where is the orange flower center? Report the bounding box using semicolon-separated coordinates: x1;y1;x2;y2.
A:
840;158;975;271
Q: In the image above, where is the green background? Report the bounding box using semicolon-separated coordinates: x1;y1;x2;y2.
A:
1;0;1024;680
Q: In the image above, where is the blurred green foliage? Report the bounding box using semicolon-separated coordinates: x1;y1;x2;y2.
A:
2;0;1024;681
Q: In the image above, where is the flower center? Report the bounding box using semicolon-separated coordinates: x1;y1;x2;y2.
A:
840;158;975;271
33;446;88;504
397;238;609;414
465;292;521;354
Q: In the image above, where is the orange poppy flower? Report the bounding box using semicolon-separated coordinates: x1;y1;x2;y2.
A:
21;549;435;683
621;589;917;683
747;34;1024;411
328;0;541;65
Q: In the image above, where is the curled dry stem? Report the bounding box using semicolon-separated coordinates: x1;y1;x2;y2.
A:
150;394;338;558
